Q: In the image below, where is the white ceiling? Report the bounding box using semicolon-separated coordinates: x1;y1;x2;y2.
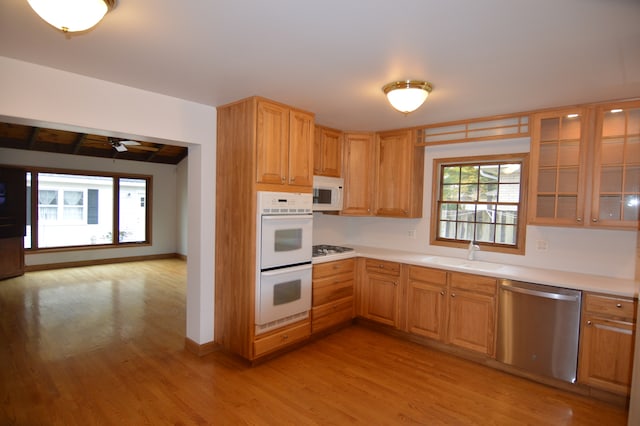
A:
1;0;639;132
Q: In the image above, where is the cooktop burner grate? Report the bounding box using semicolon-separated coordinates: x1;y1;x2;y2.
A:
312;244;354;257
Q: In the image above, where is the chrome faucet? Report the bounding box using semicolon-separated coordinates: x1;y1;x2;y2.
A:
467;240;480;260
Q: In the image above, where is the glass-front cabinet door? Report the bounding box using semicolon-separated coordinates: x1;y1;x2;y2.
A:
591;101;640;228
529;109;588;226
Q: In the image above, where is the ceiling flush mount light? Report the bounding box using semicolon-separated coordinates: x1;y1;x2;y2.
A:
382;80;433;114
27;0;117;33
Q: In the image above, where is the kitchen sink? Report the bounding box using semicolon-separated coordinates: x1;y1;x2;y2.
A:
423;256;504;272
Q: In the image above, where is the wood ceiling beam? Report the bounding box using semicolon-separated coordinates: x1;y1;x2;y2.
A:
27;127;40;149
72;133;87;154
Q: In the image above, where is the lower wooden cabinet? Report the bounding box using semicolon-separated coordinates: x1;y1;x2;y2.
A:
359;259;402;327
447;272;498;357
578;292;637;395
253;320;311;358
406;266;448;340
311;259;355;334
405;266;498;357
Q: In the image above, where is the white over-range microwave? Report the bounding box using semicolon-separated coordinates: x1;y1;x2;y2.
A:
312;176;344;211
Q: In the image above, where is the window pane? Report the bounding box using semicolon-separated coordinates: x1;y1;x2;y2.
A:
476;205;495;223
459;184;478;201
478;184;498;202
479;165;499;183
475;223;495;243
442;166;460;184
460;166;478;183
442;184;459;201
119;178;147;243
498;183;520;203
37;174;113;248
440;203;457;220
500;164;521;182
456;222;474;240
458;204;476;222
495;224;517;244
439;221;456;239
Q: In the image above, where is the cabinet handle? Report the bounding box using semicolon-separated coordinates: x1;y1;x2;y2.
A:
440;290;446;296
291;177;296;182
616;303;622;308
586;320;592;326
576;217;582;223
592;218;598;223
451;293;456;298
281;176;286;183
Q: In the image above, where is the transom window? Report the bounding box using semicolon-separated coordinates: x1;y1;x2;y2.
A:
431;153;528;254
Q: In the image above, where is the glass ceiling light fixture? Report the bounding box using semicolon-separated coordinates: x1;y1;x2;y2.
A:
27;0;117;33
382;80;433;114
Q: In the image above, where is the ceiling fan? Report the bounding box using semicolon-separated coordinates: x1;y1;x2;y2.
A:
108;137;159;153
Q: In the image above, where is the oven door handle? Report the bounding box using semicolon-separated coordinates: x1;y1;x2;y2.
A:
260;263;312;276
262;214;313;221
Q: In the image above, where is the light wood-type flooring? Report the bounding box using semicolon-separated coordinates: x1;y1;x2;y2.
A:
0;259;629;425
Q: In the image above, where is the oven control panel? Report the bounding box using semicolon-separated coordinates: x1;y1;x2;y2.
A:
258;191;312;215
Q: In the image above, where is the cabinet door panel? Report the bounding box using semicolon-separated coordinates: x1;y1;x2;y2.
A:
407;280;446;340
365;274;399;327
447;291;496;356
342;133;375;215
288;109;314;187
578;316;634;395
256;101;289;185
375;130;412;217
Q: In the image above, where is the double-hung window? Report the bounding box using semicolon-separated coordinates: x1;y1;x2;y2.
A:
431;153;528;254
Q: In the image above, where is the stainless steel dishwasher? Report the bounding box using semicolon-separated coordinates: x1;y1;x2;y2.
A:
496;279;582;383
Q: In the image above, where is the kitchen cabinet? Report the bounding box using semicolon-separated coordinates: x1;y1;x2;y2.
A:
314;125;342;177
359;258;402;327
341;132;375;215
406;266;448;341
253;320;311;358
446;272;498;357
528;108;589;226
578;292;637;395
311;259;355;334
256;98;314;190
529;101;640;228
374;129;424;218
215;96;314;361
590;100;640;228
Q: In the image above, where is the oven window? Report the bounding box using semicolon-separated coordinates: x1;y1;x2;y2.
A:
313;188;332;204
274;228;302;252
273;279;302;305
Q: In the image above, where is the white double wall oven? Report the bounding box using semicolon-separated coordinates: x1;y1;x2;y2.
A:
255;191;313;334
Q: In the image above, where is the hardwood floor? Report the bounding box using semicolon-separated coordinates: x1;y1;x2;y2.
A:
0;259;629;425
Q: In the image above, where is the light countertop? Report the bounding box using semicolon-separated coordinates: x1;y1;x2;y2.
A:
313;245;639;298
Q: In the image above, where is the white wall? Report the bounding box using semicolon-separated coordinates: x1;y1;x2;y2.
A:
314;137;638;280
0;147;178;265
0;56;217;346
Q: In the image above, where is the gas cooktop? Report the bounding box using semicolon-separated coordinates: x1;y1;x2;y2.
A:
312;244;354;257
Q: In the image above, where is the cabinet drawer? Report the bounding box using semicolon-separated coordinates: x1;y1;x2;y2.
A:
449;272;496;295
365;258;401;276
312;297;354;333
313;273;354;306
408;265;447;284
253;321;310;358
313;258;355;279
584;293;637;321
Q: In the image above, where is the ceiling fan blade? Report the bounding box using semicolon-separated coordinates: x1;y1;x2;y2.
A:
120;140;141;146
127;145;159;152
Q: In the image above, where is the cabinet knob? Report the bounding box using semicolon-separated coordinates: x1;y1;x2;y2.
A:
291;177;296;182
592;218;598;223
281;176;286;183
451;293;456;298
440;290;446;296
576;217;582;223
393;281;398;286
282;334;289;340
616;303;622;308
586;320;592;326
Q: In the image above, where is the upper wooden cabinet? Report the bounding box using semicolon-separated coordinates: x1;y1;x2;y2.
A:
256;99;314;190
342;132;375;215
374;130;424;218
528;108;589;226
529;101;640;228
313;126;342;177
591;100;640;228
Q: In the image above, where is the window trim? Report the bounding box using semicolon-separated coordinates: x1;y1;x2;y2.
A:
430;153;529;255
25;166;153;252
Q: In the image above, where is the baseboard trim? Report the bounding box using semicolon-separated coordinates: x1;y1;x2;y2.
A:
184;337;219;357
24;253;184;272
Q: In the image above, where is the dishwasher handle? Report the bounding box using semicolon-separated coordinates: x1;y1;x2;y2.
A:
499;281;580;302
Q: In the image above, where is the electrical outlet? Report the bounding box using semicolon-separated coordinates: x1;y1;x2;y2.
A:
407;229;417;239
536;240;548;251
